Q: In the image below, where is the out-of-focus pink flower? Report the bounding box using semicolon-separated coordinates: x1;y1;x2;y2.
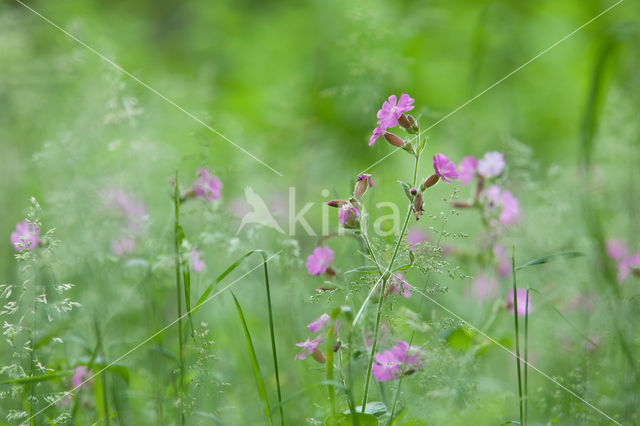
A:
110;236;135;257
432;154;459;184
192;168;223;201
391;341;422;369
102;188;147;234
72;366;92;389
376;94;414;130
477;151;505;178
338;205;359;228
618;252;640;284
305;246;335;276
191;248;205;273
469;273;498;300
307;313;340;335
458;156;477;185
371;350;401;382
406;228;429;249
606;239;628;262
294;336;324;361
493;245;511;277
10;220;40;252
499;190;520;225
388;273;411;298
586;336;600;352
506;288;531;317
369;126;385;146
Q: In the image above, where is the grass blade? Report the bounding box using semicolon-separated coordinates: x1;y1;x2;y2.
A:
511;246;524;426
515;251;583;271
231;292;273;426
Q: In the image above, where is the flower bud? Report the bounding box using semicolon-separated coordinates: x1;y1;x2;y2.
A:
354;174;373;199
421;174;439;191
452;201;473;208
312;348;326;364
384;132;405;148
327;200;348;208
401;142;415;155
338;205;360;229
410;188;418;196
398;114;419;134
413;192;424;221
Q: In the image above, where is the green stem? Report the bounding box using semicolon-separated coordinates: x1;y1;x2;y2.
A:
361;147;421;413
511;246;524;426
173;172;185;426
326;311;340;425
29;262;37;426
524;289;529;426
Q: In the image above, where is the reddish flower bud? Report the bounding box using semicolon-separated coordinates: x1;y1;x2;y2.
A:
384;132;405;148
354;174;373;199
452;201;473;208
421;174;439;191
327;200;348;208
312;348;326;364
398;114;419;134
410;188;418;196
413;192;424;221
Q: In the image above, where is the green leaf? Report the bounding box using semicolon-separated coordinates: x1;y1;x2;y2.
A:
231;292;273;426
344;266;379;274
1;371;72;385
446;327;475;350
516;251;583;271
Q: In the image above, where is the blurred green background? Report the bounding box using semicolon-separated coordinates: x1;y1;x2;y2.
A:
1;0;640;424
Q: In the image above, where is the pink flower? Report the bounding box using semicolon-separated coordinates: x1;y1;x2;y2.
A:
406;228;429;249
376;93;414;129
477;151;505;178
432;154;459;184
469;273;498;300
458;156;477;185
493;245;511;277
606;239;628;262
369;125;384;146
391;341;422;369
357;174;373;187
617;252;640;284
499;190;520;225
72;366;92;389
102;188;147;234
192;168;223;201
110;236;135;257
337;205;359;228
305;246;335;276
10;220;40;252
307;313;340;335
371;350;401;382
388;273;411;298
506;288;531;317
294;336;324;361
191;248;205;273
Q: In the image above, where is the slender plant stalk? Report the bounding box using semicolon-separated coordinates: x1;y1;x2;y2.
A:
28;261;38;426
326;311;339;424
361;138;422;413
511;246;524;426
173;172;185;426
94;319;111;426
524;289;529;425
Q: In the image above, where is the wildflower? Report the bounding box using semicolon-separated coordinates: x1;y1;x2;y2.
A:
354;174;373;198
191;248;205;273
110;236;135;257
406;228;429;249
413;192;424;221
192;168;223;201
371;350;401;382
606;239;628;262
477;151;505;178
493;245;511;277
617;252;640;283
305;246;335;276
102;187;147;233
376;93;415;129
338;205;360;229
458;156;478;185
307;313;340;335
294;336;325;362
72;366;92;389
506;288;531;317
469;273;498;300
432;154;459;184
10;220;40;252
391;341;422;369
369;125;385;146
388;273;411;298
499;190;520;225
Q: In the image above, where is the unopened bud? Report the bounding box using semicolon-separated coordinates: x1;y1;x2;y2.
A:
452;201;473;209
354;174;373;199
384;132;405;148
312;348;326;364
401;142;415;155
421;174;439;191
410;188;418;196
398;114;419;134
338;205;360;229
413;192;424;221
333;341;342;352
327;200;348;208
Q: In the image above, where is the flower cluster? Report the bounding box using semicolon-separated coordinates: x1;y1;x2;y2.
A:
369;93;416;147
191;168;223;201
10;220;41;252
295;313;340;363
371;341;424;382
326;173;374;229
606;239;640;283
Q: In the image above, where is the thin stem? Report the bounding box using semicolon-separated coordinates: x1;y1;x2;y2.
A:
524;289;529;425
512;246;524;426
326;312;339;424
361;147;421;412
173;172;185;426
28;262;37;426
